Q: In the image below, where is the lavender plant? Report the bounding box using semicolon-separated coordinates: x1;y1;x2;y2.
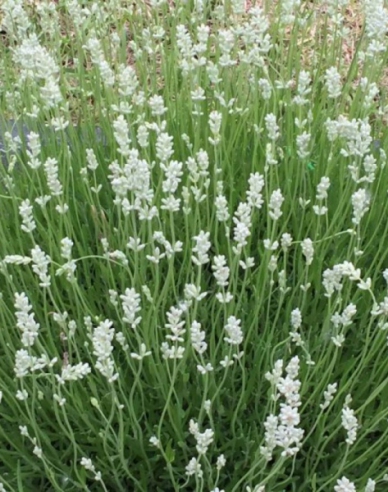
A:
1;0;388;491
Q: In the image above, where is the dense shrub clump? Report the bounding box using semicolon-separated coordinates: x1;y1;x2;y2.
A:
1;0;388;491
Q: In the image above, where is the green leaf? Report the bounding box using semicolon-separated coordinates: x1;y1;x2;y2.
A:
165;439;175;463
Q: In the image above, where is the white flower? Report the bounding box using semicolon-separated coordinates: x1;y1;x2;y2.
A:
325;66;342;98
352;188;370;225
19;425;29;437
165;306;186;343
265;113;280;141
258;78;272;100
320;382;338;410
301;238;314;265
56;362;91;385
30;245;51;288
220;356;234;368
215;194;230;222
296;132;311;159
313;205;328;215
127;237;146;252
53;394;66;406
247;172;265;209
290;308;302;329
91;320;118;383
224;316;243;346
281;233;293;250
44;157;62;196
2;255;31;265
14;292;40;347
341;400;358;445
216;454;226;470
120;288;142;329
264;239;279;251
268;189;284;220
185;457;203;478
216;291;234;304
365;479;376;492
130;343;152;360
184;283;207;302
156;132;174;162
161;342;185;359
209;110;222;145
212;255;230;287
279;404;300;426
149;435;160;448
331;334;345;347
293;70;311;105
192;230;211;265
33;445;43;459
34;194;50;208
60;237;74;260
240;257;255;270
334;476;356;492
16;389;28;401
197;363;214;374
189;419;214;454
190;321;207;354
19;199;36;233
80;457;96;472
149;94;167;116
316;176;331;200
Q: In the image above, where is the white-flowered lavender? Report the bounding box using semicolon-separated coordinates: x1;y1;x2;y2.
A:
120;288;142;329
212;255;230;288
14;349;57;378
156;132;174;163
247;172;265;209
296;132;311;159
30;245;51;288
209;110;222;145
130;343;152;361
233;202;252;254
185;457;203;478
265;113;280;141
184;284;207;303
80;457;103;482
189;419;214;455
320;382;338;410
56;362;91;385
190;320;208;356
325;66;342;98
261;357;304;460
149;94;167;116
14;292;40;347
91;319;118;383
268;189;284;221
341;397;358;445
351;188;370;225
161;160;183;194
19;199;36;233
301;238;314;265
84;36;114;87
293;70;311;106
56;237;77;282
224;316;243;346
192;230;211;266
334;476;356;492
365;479;376;492
44;157;63;196
161;305;186;360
